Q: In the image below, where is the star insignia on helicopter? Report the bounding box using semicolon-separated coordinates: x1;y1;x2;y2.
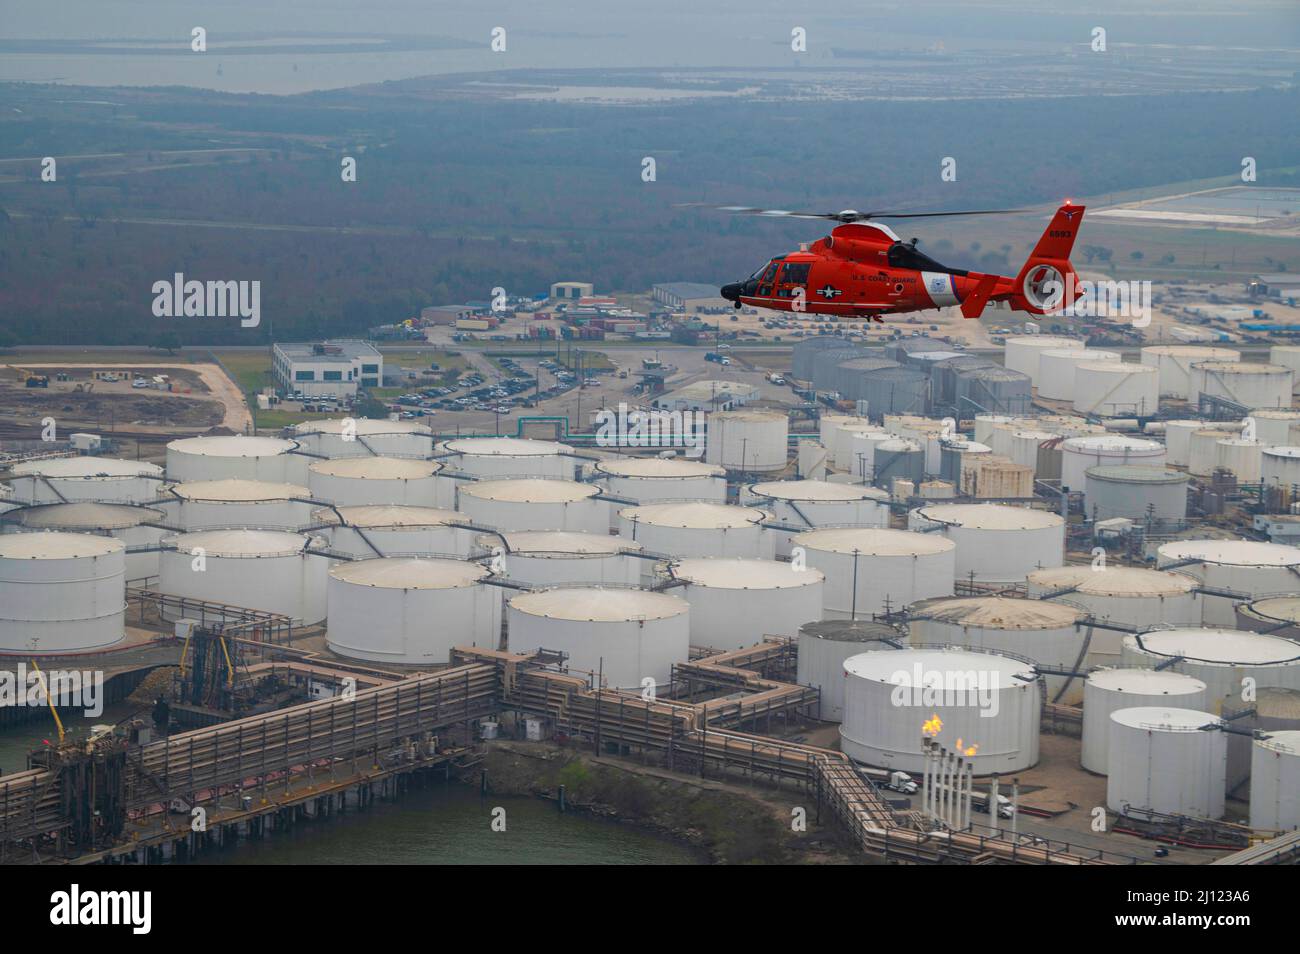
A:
817;285;843;299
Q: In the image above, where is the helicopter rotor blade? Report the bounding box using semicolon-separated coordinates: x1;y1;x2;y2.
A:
686;203;1029;224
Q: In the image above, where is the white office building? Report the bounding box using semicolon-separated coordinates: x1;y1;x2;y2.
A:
272;340;384;399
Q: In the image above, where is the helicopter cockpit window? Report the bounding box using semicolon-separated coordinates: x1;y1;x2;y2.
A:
887;242;948;272
757;262;780;295
782;263;811;284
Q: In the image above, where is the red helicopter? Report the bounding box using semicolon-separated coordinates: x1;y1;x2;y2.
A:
715;202;1085;320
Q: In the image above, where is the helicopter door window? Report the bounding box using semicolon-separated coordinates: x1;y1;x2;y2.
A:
757;262;779;296
776;263;811;298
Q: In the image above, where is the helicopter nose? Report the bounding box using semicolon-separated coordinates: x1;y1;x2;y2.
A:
721;282;742;301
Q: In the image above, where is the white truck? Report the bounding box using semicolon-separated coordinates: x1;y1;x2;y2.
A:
883;771;919;795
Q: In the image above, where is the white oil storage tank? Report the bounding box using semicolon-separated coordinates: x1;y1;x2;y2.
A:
1060;435;1165;494
742;480;890;557
1107;706;1227;819
705;409;788;473
158;529;327;624
592;457;726;509
1157;540;1300;626
907;596;1088;703
326;557;501;665
1121;628;1300;704
0;531;125;654
1081;668;1209;774
291;417;435;459
438;437;576;480
1072;362;1159;417
457;478;608;533
618;502;772;563
1249;731;1300;831
1190;361;1293;410
840;647;1040;774
1004;335;1083;382
4;502;165;584
907;503;1063;583
796;619;905;722
1187;427;1242;477
1037;349;1121;402
506;587;690;690
165;435;304;484
307;457;450;508
10;457;163;505
1083;466;1189;523
1215;437;1263;482
1140;345;1240;399
1246;408;1300;446
312;505;475;559
790;527;955;619
666;557;825;649
488;530;643;588
167;479;313;530
1261;446;1300;490
1027;565;1201;658
1162;420;1208;468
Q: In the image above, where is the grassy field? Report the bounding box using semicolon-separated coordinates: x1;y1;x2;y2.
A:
209;349;274;396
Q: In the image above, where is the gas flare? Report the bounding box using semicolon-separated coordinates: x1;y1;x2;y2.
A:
954;738;979;756
922;713;943;737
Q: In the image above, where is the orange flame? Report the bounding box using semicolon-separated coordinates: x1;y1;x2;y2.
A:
922;714;943;737
954;738;979;757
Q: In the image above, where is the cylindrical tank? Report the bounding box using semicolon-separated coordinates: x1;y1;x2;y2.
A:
793;336;852;381
1250;731;1300;831
1214;438;1263;482
4;502;165;583
1060;435;1165;493
1037;349;1121;402
489;530;643;588
840;647;1040;774
1190;361;1293;409
974;414;1017;444
742;480;890;557
791;527;955;619
439;437;576;480
861;366;932;416
1187;427;1242;477
871;437;925;487
838;429;895;476
705;410;788;472
1141;345;1240;399
908;596;1087;702
10;457;163;505
168;479;313;531
326;557;501;664
1157;540;1300;626
1106;706;1227;819
307;457;450;508
291;417;435;459
1121;628;1300;704
1223;686;1300;794
592;457;726;510
506;587;690;690
1162;420;1208;468
1027;565;1202;662
1004;335;1084;382
158;529;327;624
1006;429;1061;474
954;366;1031;417
810;347;867;390
832;357;899;402
796;619;905;722
938;439;992;484
667;557;825;649
907;503;1063;583
1261;446;1300;489
819;413;873;448
1236;596;1300;639
313;504;476;559
1081;668;1209;774
1083;466;1189;523
1072;362;1159;417
165;435;303;484
618;502;771;563
0;531;125;654
1247;408;1300;446
457;478;608;533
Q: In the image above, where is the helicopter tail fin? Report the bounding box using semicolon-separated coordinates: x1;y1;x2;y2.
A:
1008;203;1085;315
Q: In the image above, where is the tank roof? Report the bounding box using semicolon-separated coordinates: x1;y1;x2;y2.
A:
1087;667;1207;694
1084;465;1188;484
670;557;824;589
308;457;442;480
293;417;432;436
460;478;597;503
844;647;1035;684
1192;361;1289;374
443;436;571;456
167;435;295;456
314;504;463;528
911;596;1084;630
748;479;888;502
1029;565;1198;597
595;457;723;479
171;478;309;501
164;529;311;558
1159;539;1300;568
12;502;162;530
709;409;787;423
1255;730;1300;757
13;456;162;478
1109;706;1222;732
508;586;688;622
620;501;767;529
792;526;954;557
798;619;903;643
329;557;488;590
497;530;639;555
0;531;124;559
1128;628;1300;665
914;503;1063;531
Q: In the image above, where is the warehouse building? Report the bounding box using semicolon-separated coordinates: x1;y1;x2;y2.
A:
272;340;384;399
